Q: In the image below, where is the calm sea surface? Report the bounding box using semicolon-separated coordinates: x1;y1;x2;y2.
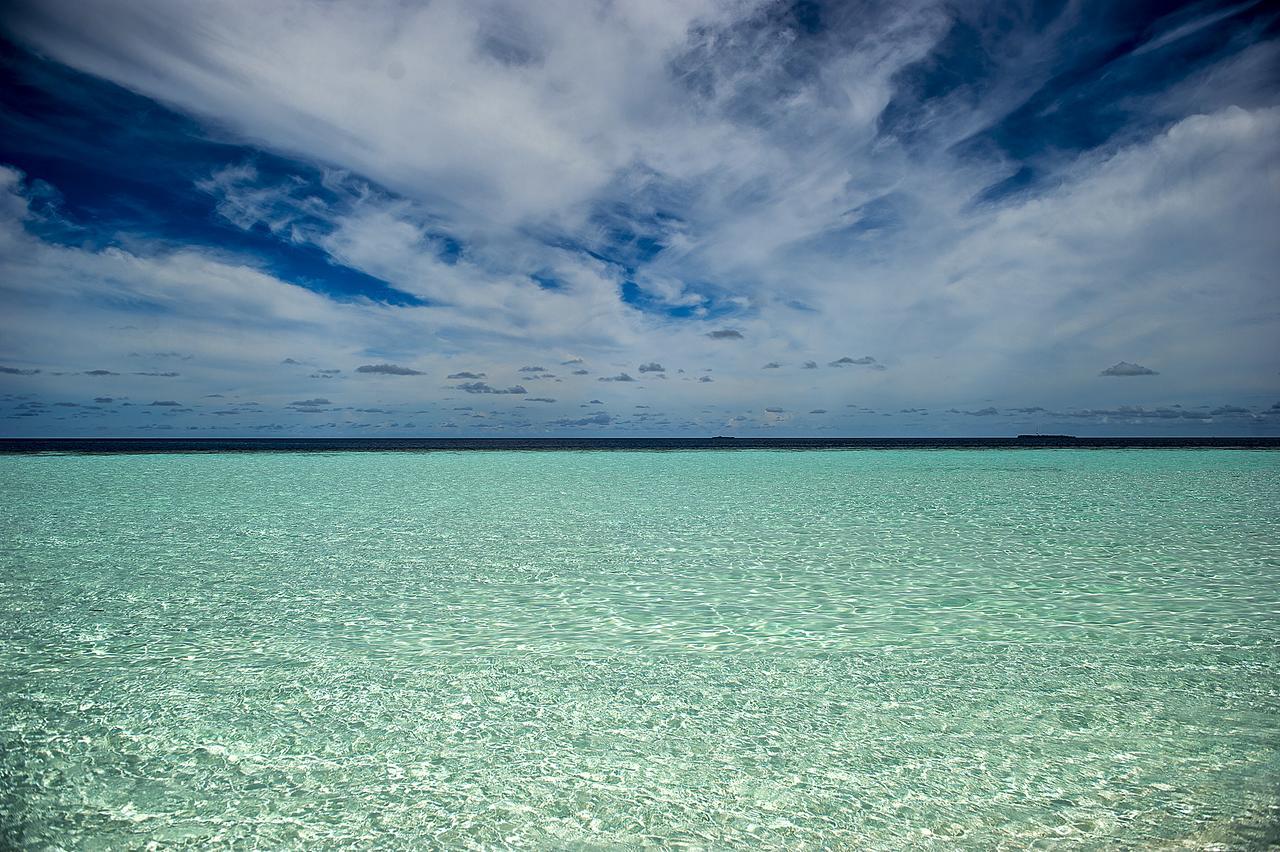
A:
2;448;1278;848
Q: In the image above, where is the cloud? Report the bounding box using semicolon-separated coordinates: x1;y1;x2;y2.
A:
561;358;584;365
0;4;1276;437
638;362;665;373
447;371;486;379
455;381;527;394
517;366;546;373
149;400;180;406
765;406;784;413
762;362;782;369
598;373;636;382
527;397;556;403
93;397;113;403
553;412;613;427
698;376;713;382
82;369;119;376
829;356;884;370
1100;361;1159;376
809;409;827;414
131;372;180;378
949;406;1000;416
587;399;603;404
801;361;818;369
571;369;589;375
289;398;331;406
0;366;40;375
356;363;423;375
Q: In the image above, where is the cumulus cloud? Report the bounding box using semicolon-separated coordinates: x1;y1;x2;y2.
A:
1100;361;1159;376
553;412;613;427
447;371;486;379
829;356;884;370
706;329;744;340
598;373;636;382
456;381;527;394
356;363;424;376
638;362;665;373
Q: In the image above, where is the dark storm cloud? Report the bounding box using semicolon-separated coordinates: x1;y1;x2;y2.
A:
1099;361;1159;376
356;363;424;375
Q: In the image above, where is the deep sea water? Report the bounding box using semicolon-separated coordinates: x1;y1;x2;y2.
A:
1;449;1278;848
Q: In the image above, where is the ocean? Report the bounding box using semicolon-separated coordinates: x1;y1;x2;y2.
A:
2;444;1278;847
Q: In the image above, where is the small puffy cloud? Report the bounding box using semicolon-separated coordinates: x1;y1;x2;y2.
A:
553;412;613;427
456;381;527;394
599;373;636;382
829;356;884;370
801;361;818;369
638;362;665;373
948;406;1000;416
706;329;743;340
762;362;782;369
1100;361;1158;376
698;376;714;383
447;371;486;379
572;369;589;375
356;363;423;375
561;358;584;365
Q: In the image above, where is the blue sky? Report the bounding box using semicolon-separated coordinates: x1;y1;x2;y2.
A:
0;0;1277;436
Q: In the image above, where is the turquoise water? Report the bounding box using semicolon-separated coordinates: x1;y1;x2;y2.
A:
2;449;1278;849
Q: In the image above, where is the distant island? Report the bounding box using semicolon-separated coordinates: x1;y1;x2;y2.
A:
1016;434;1077;440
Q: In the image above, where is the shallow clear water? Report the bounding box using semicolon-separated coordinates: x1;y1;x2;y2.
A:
2;449;1278;849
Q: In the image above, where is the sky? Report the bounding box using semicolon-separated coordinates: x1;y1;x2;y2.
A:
0;0;1277;437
